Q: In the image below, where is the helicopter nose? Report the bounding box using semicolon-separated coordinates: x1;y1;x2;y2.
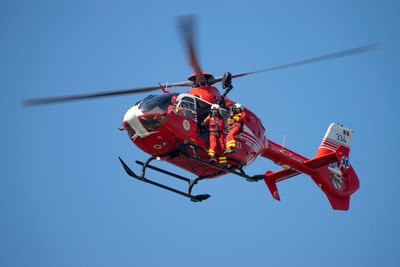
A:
123;105;142;122
122;105;149;138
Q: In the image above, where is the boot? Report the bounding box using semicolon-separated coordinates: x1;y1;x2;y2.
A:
224;148;235;155
209;156;217;163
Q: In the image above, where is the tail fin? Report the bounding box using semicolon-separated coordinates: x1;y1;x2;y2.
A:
310;123;359;210
315;123;353;158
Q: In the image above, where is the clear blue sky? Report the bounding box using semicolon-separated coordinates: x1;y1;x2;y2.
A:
1;1;399;266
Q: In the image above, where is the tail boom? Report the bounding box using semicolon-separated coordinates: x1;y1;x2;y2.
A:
262;123;359;210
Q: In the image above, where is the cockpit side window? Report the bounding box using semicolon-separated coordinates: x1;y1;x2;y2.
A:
179;97;195;111
175;96;196;120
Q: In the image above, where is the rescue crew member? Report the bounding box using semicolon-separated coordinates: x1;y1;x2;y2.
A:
225;103;246;154
201;104;227;164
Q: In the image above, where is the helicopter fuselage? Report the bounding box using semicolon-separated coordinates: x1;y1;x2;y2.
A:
122;86;267;178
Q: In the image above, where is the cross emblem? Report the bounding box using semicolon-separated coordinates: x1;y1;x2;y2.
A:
341;156;350;169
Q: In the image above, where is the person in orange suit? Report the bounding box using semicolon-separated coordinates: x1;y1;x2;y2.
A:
225;103;246;154
201;104;227;164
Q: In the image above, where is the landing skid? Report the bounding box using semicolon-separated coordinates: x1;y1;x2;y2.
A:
119;140;265;202
119;156;210;202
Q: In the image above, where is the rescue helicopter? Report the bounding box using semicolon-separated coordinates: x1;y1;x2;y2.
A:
24;15;376;210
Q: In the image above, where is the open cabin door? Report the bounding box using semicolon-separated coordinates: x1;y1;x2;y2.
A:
195;98;211;141
195;98;231;141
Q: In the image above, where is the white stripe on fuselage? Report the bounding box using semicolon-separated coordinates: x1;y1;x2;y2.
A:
237;125;264;154
241;126;263;150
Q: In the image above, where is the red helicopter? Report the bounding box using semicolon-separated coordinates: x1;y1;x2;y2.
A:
24;16;376;210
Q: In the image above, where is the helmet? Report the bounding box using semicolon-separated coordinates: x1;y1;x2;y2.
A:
211;104;220;111
234;103;243;111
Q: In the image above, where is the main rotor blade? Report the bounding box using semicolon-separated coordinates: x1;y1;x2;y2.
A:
178;14;205;84
212;44;379;84
23;80;192;106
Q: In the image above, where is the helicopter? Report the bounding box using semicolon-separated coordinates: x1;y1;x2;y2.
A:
24;15;375;210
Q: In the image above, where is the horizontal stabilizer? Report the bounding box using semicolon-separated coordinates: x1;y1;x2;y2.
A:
304;151;337;169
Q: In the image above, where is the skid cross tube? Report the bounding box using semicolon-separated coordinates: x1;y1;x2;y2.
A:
135;160;191;183
135;160;209;195
119;157;210;202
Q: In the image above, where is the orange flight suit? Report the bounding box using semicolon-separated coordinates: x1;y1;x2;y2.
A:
226;111;246;151
203;114;226;164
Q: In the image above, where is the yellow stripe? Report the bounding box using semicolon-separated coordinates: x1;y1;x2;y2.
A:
219;158;227;163
226;141;236;147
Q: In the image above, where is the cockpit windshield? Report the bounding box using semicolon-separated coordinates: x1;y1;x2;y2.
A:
137;93;179;114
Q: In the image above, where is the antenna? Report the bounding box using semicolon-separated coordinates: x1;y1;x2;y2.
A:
281;134;286;151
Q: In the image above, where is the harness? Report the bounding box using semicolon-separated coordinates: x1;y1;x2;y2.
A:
209;116;224;136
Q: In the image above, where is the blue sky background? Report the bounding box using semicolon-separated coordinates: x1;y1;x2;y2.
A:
1;1;399;266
